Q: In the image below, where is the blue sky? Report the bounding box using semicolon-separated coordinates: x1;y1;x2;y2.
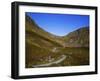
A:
26;12;89;36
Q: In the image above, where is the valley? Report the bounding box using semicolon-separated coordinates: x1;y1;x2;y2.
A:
25;15;89;68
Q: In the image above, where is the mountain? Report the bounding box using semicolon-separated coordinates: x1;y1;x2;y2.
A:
26;15;89;48
26;15;63;48
62;27;89;47
25;15;64;67
25;15;89;68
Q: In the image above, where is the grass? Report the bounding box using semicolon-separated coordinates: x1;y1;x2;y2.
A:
25;15;89;68
26;43;89;68
58;47;89;66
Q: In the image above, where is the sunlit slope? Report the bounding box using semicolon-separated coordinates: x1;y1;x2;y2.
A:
26;15;63;48
62;27;89;47
25;15;89;68
25;15;63;67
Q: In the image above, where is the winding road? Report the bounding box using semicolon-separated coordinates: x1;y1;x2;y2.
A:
32;54;67;68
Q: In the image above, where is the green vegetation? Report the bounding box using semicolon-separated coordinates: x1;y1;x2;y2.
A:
25;15;89;68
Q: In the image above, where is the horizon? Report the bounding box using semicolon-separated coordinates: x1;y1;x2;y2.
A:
26;12;89;36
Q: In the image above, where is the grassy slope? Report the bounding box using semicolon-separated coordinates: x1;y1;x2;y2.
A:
25;15;89;68
26;15;63;47
25;15;63;68
62;27;89;47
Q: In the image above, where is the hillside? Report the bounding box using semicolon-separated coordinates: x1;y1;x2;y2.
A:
62;27;89;47
26;15;63;48
25;15;63;67
25;15;89;68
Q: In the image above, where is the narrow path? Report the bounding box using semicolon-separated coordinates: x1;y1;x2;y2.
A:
32;55;66;68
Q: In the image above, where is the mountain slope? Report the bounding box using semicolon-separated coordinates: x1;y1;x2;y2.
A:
25;15;63;67
62;27;89;47
25;15;89;68
26;15;63;48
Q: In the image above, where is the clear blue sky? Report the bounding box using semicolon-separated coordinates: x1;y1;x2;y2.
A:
26;12;89;36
